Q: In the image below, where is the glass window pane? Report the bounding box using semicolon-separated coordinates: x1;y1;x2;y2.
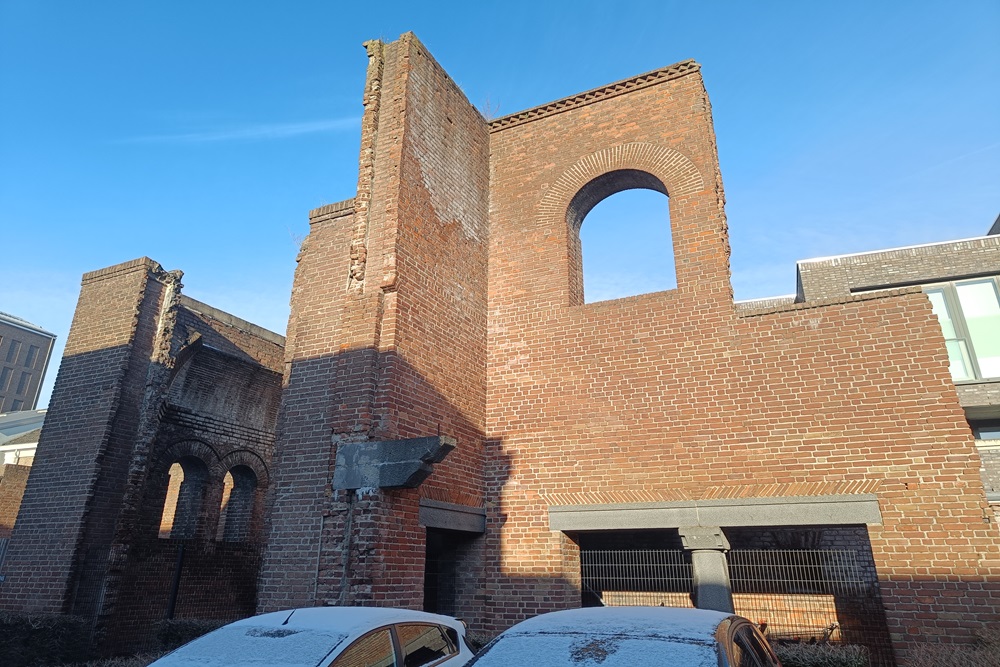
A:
397;624;452;666
926;290;959;339
332;629;396;667
946;340;974;382
956;280;1000;378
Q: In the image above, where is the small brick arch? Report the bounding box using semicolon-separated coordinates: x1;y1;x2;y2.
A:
218;449;270;488
216;450;270;543
538;143;705;305
537;142;704;223
151;439;220;539
156;439;222;472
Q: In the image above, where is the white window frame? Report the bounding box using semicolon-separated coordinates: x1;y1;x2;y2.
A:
924;277;1000;382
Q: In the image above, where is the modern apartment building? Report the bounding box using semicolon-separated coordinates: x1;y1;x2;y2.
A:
0;312;55;412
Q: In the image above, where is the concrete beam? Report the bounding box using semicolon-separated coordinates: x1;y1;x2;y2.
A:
333;436;455;490
419;498;486;534
549;494;882;531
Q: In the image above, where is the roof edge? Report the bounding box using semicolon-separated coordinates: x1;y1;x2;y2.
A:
488;60;701;133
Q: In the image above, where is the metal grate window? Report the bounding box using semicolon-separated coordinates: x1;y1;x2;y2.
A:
580;549;693;608
729;549;893;667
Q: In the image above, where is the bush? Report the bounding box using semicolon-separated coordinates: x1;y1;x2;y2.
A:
773;643;870;667
154;618;226;652
0;611;91;667
906;628;1000;667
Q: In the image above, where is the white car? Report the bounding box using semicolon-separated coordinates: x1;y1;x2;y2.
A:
467;607;781;667
149;607;475;667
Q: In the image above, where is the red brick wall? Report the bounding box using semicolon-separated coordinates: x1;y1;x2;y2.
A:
484;63;1000;660
250;34;1000;664
259;33;489;619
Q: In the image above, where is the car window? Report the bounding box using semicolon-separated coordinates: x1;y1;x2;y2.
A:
396;623;454;666
330;628;396;667
731;626;767;667
746;625;779;667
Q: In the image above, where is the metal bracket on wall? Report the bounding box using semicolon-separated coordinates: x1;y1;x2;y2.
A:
333;435;456;490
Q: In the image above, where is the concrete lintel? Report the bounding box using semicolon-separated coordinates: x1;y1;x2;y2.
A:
549;494;882;531
419;498;486;534
333;436;456;490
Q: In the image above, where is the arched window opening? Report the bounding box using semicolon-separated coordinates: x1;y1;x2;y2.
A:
570;170;675;304
157;456;208;539
217;465;257;542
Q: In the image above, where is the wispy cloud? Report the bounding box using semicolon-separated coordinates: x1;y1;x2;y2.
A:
887;140;1000;188
122;117;360;144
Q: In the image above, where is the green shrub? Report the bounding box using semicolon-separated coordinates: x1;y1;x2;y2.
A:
773;643;870;667
0;611;91;667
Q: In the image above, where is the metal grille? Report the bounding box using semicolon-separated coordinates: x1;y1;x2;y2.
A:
0;537;9;572
729;549;894;667
580;546;894;666
580;549;693;607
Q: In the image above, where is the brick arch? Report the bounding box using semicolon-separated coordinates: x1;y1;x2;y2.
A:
219;449;270;488
538;143;705;305
152;440;220;540
537;142;704;224
155;439;222;479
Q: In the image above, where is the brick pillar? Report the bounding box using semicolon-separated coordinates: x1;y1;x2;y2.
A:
0;258;176;614
259;33;489;615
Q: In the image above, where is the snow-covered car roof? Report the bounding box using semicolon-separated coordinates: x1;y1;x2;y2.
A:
230;606;465;634
150;607;467;667
496;606;733;640
469;608;739;667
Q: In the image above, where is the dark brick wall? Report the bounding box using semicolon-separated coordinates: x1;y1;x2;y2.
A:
981;447;1000;495
0;256;283;655
796;236;1000;301
0;258;169;613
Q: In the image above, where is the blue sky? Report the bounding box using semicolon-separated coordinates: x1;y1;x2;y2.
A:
2;1;998;407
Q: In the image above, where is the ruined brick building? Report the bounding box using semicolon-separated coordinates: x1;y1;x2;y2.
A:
0;260;283;651
2;33;998;665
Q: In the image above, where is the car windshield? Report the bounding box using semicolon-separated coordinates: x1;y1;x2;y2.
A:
471;632;719;666
157;625;348;667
